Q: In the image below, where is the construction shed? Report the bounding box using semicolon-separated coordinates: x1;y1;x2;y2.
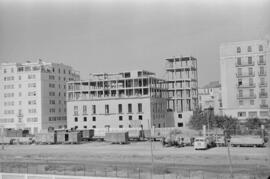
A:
105;132;128;144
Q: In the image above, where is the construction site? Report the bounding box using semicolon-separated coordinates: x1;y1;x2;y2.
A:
0;126;269;179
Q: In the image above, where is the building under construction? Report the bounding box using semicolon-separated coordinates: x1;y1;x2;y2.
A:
67;70;174;130
165;56;199;127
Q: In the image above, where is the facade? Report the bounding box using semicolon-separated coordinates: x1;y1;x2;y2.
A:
198;81;223;116
220;40;270;121
0;60;79;134
67;70;173;130
165;56;199;127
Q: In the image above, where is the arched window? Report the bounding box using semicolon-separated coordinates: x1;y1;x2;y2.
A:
237;47;241;53
259;45;263;51
247;46;252;52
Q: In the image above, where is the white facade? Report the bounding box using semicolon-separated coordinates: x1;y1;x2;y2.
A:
165;56;199;127
67;70;174;130
0;60;79;133
198;81;223;116
220;40;270;121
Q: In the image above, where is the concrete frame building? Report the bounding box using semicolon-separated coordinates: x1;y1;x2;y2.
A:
67;70;173;130
165;56;199;127
220;39;270;121
0;60;79;134
198;81;223;116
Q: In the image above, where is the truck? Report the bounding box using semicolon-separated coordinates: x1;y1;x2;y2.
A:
230;135;264;147
194;136;215;150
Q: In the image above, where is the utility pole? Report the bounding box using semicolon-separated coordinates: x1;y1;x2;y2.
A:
1;127;4;150
148;119;154;179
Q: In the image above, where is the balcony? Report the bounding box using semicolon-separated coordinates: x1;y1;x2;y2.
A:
235;61;254;67
259;83;267;87
237;94;256;99
258;60;266;65
236;72;255;78
259;92;268;98
258;72;267;76
236;83;256;88
260;104;269;109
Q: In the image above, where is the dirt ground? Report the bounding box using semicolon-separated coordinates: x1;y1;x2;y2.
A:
0;141;270;178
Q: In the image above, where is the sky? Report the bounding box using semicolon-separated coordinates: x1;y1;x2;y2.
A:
0;0;269;86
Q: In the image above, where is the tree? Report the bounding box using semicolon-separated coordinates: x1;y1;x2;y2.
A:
188;110;239;133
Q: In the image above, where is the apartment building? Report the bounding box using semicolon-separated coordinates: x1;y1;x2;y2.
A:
198;81;222;116
220;40;270;121
67;70;173;130
0;60;79;134
165;56;199;127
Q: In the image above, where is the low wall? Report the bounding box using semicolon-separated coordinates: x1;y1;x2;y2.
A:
0;173;123;179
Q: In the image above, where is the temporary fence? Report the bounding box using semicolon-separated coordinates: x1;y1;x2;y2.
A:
0;161;268;179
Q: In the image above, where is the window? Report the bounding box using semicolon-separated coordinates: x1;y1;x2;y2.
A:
119;125;123;128
236;47;241;53
83;105;87;115
129;115;132;120
119;116;123;121
138;103;142;113
178;123;183;127
248;111;257;118
138;115;143;120
260;78;265;85
28;74;36;79
92;105;96;114
92;125;96;128
28;83;36;88
259;55;264;64
239;90;243;97
74;117;78;122
118;104;122;113
248;68;253;75
238;79;242;86
178;114;182;118
237;68;242;75
49;83;55;88
84;117;87;122
259;44;263;51
105;104;109;114
84;126;87;129
238;112;246;117
28;109;37;113
248;57;252;64
250;100;254;105
249;78;253;85
247;46;252;52
74;106;78;116
259;66;265;75
239;100;243;106
92;117;96;121
249;89;254;96
128;104;132;113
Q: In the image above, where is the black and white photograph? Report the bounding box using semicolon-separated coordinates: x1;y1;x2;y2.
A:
0;0;269;178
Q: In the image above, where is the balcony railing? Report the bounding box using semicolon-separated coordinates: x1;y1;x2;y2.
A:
260;104;268;109
236;72;255;78
237;94;256;99
259;83;267;87
258;72;267;76
259;92;268;98
236;83;256;88
235;61;254;67
258;60;266;65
